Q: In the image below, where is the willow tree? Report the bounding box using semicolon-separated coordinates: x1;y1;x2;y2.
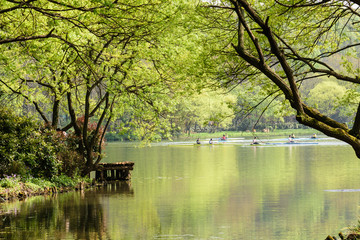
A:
0;0;206;176
199;0;360;157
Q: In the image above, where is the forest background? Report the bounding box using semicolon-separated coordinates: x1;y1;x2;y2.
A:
0;0;360;185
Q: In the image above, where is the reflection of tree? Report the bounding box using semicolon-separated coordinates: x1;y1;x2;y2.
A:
0;182;133;240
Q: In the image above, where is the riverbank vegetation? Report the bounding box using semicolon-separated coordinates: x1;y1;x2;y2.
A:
1;0;360;188
0;174;92;202
0;106;94;201
0;107;92;179
2;0;360;162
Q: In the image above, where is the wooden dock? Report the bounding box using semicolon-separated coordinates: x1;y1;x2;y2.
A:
95;162;134;182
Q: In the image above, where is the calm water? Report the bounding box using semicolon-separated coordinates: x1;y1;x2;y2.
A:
1;138;360;240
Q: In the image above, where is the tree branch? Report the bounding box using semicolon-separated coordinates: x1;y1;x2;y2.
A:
0;0;36;14
0;78;49;124
0;29;55;45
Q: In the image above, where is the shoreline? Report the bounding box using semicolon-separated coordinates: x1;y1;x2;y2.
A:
0;180;112;203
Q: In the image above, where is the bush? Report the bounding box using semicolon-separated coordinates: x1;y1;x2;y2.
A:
0;107;109;180
51;175;78;188
26;177;54;189
0;107;60;179
0;175;20;188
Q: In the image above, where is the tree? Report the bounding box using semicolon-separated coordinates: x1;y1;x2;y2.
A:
230;85;296;131
200;0;360;158
0;0;207;176
0;0;161;176
306;79;348;122
170;90;236;135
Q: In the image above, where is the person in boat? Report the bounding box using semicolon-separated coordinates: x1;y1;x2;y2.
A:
290;133;295;138
209;138;213;144
288;135;295;143
311;133;317;139
252;136;259;144
221;134;226;140
196;138;201;144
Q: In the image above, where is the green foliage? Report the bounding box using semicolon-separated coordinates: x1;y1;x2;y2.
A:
51;133;84;178
228;85;296;131
192;0;360;162
5;0;357;154
0;106;89;179
306;80;349;122
0;107;61;178
0;173;92;199
0;174;52;192
105;132;129;142
337;86;360;126
51;174;92;188
0;0;220;175
0;175;20;188
51;175;77;188
25;177;54;189
170;90;236;134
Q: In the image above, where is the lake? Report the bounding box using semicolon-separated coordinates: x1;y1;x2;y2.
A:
1;137;360;240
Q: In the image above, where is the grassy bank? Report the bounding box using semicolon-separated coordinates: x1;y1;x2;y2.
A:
0;175;94;202
178;129;320;140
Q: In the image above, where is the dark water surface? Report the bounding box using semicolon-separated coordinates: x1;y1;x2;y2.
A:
1;139;360;239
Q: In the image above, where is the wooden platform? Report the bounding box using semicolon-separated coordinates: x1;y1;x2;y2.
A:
95;162;134;182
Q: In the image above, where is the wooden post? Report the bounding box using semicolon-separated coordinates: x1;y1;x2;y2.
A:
103;170;107;181
100;170;104;181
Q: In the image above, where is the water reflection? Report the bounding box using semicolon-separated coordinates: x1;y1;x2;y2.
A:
1;142;360;239
0;182;133;240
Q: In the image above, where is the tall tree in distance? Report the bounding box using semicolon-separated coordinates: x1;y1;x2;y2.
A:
201;0;360;158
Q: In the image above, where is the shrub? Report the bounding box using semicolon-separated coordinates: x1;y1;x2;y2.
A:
0;175;20;188
0;107;60;179
0;107;105;180
51;175;77;188
26;176;54;189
